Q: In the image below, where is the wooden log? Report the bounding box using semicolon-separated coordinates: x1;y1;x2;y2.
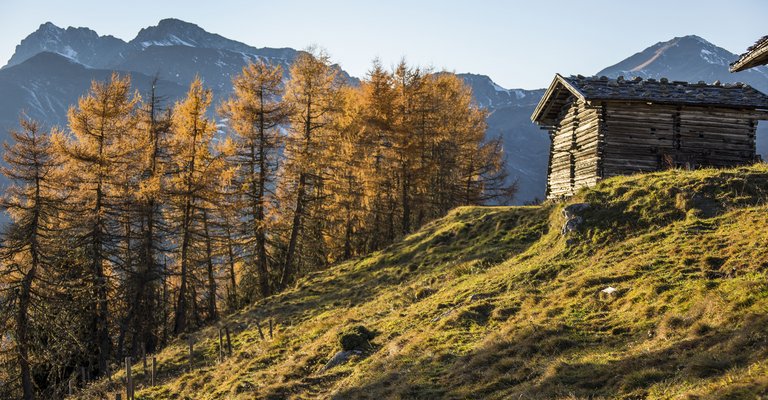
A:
269;319;273;339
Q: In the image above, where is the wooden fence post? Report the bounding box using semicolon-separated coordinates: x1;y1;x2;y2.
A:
68;378;73;396
218;329;224;363
125;356;133;400
269;318;273;339
188;338;194;372
81;366;87;385
256;321;265;340
225;326;232;356
142;344;147;373
151;356;157;386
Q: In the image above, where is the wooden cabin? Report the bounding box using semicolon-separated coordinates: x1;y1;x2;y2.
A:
531;74;768;199
731;36;768;72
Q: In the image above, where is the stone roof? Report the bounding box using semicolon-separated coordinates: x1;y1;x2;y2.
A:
731;35;768;72
532;74;768;126
563;75;768;107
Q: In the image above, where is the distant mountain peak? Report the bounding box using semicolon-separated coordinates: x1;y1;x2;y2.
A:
130;18;255;54
133;18;206;47
4;22;128;69
39;21;62;32
157;18;200;28
597;35;768;93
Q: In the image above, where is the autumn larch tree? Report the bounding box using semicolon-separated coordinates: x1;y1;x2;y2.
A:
278;48;343;286
54;73;139;376
0;118;61;400
167;77;227;334
219;61;287;299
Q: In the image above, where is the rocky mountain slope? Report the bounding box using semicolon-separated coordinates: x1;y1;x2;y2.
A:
75;164;768;399
598;35;768;93
2;24;768;204
0;52;185;136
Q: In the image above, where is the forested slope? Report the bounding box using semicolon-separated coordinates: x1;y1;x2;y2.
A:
78;165;768;399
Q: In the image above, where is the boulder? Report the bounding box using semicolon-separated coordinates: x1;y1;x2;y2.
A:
561;203;590;235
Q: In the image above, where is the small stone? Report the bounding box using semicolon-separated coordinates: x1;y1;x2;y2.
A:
467;293;490;302
321;350;362;371
601;286;617;294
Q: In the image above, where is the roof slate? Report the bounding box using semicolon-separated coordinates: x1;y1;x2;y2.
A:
562;75;768;109
730;35;768;72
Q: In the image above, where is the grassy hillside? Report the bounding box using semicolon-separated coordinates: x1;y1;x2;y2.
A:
79;165;768;399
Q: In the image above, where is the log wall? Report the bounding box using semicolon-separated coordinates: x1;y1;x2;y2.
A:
546;100;600;198
546;100;759;199
601;103;758;178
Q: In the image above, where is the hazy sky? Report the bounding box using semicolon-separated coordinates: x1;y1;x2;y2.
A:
1;0;766;88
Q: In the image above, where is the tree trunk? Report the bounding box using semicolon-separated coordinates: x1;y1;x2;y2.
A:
173;197;192;334
174;110;200;334
256;89;271;298
203;209;217;321
225;226;238;310
282;173;306;287
17;265;35;400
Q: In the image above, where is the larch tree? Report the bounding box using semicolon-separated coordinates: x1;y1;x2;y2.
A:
0;118;61;400
278;48;343;286
322;86;370;261
118;79;173;358
167;77;227;334
219;61;287;300
54;73;139;376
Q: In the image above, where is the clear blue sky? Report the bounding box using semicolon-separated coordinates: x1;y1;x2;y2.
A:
1;0;766;89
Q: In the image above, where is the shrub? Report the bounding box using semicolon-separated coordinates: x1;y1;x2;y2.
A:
339;325;377;351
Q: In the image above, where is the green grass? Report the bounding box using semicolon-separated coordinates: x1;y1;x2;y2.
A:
79;165;768;399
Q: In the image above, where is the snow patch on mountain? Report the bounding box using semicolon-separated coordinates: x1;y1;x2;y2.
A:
140;34;196;48
699;48;727;66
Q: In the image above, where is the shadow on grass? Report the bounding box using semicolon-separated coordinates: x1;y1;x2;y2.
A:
245;207;549;328
330;314;768;399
